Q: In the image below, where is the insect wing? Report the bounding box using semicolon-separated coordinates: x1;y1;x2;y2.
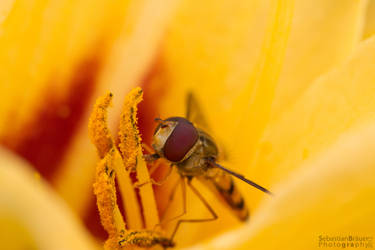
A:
186;91;231;161
186;91;211;131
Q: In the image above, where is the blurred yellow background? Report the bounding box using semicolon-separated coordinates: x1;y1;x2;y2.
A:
1;0;375;249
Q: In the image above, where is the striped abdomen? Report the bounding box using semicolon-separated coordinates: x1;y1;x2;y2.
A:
199;171;249;221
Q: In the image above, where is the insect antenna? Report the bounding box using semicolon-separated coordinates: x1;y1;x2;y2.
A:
154;117;164;123
207;159;273;195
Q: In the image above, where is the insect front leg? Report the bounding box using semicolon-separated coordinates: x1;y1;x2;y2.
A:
134;164;174;188
135;144;172;188
142;142;160;164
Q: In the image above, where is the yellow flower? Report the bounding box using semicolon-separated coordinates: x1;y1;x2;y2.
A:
1;0;375;249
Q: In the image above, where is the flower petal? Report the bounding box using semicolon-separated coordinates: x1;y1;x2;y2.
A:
273;0;368;116
0;147;97;250
252;36;375;193
0;0;129;146
363;0;375;39
188;121;375;249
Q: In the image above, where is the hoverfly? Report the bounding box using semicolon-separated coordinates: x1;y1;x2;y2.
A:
143;92;272;242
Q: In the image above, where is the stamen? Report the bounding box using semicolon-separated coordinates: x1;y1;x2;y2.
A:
118;87;160;229
89;88;165;249
93;149;126;249
88;92;114;158
89;91;143;230
118;87;143;170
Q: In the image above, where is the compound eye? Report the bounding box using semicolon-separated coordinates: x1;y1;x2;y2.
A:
163;119;198;162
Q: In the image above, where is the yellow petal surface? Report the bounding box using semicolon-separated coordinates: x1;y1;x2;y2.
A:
189;121;375;250
0;0;13;24
363;0;375;39
252;36;375;194
0;147;98;250
272;0;368;116
0;0;128;137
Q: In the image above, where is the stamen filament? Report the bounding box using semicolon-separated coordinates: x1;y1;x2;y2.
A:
136;153;160;228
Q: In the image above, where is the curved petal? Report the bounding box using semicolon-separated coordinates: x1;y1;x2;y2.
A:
252;36;375;195
0;147;98;250
273;0;368;116
187;121;375;249
0;0;13;24
0;0;130;144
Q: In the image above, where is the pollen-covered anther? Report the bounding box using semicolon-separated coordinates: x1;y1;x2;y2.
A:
89;88;163;249
88;92;114;158
117;87;160;228
93;148;126;250
118;87;143;171
119;230;175;248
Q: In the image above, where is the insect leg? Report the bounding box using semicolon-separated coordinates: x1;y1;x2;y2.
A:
142;142;161;164
160;176;185;221
142;143;154;154
169;178;218;241
143;153;160;163
148;160;162;176
156;176;187;232
135;165;173;188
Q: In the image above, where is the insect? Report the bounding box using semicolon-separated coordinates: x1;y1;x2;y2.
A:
143;92;272;242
